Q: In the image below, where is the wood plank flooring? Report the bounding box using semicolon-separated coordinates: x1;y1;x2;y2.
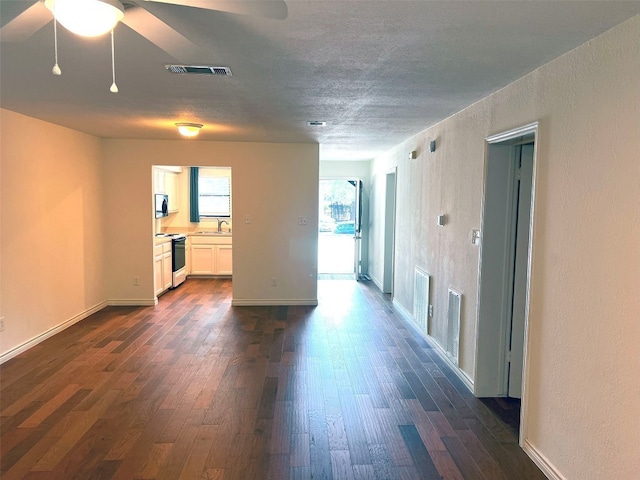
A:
0;278;546;479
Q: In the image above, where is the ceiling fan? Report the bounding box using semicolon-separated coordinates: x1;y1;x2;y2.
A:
1;0;287;91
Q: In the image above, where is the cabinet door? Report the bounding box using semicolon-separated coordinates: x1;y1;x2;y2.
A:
154;169;165;194
154;255;164;296
215;245;233;275
165;172;179;213
191;245;215;274
162;252;173;290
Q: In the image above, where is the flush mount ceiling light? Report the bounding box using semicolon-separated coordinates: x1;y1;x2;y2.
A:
44;0;124;37
176;123;203;138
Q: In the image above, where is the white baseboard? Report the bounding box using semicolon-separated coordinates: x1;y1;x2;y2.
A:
523;439;565;480
392;298;474;393
392;299;415;327
427;331;475;393
0;301;107;364
231;299;318;307
107;299;157;307
369;274;383;291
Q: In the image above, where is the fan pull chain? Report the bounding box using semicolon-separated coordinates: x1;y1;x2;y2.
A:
52;2;61;76
110;29;118;93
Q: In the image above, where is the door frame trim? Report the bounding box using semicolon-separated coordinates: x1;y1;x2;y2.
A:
475;122;539;447
485;122;538;144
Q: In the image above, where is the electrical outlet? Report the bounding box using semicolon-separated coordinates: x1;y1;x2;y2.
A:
271;277;277;287
298;216;307;225
0;317;5;332
133;276;139;286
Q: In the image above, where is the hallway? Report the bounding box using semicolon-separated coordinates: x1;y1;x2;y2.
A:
0;278;546;479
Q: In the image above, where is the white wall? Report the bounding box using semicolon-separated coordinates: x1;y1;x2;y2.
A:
0;119;319;358
319;159;371;179
369;16;640;480
103;140;319;306
0;109;106;359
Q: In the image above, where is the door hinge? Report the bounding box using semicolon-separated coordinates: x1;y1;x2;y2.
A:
506;350;512;363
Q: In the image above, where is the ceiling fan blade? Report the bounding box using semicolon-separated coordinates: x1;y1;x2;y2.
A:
0;1;52;42
143;0;287;20
121;7;207;62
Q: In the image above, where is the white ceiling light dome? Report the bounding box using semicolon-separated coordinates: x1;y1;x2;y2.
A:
176;123;203;138
44;0;124;37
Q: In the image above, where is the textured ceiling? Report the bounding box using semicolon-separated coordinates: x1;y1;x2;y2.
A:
1;1;638;161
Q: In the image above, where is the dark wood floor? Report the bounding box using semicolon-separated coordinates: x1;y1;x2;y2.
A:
0;278;546;479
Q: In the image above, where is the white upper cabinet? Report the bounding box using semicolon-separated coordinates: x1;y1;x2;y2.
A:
154;167;182;214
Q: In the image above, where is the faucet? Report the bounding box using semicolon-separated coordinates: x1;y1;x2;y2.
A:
218;220;229;233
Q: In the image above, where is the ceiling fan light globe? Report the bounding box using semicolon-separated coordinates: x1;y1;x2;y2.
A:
44;0;124;37
176;123;203;138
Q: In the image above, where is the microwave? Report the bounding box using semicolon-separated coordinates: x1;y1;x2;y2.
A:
155;194;169;218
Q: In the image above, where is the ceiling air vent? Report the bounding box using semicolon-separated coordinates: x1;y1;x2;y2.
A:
164;65;232;76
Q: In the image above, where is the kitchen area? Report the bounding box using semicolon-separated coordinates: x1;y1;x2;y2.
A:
153;165;233;298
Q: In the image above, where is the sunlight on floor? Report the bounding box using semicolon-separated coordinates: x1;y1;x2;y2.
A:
316;278;357;322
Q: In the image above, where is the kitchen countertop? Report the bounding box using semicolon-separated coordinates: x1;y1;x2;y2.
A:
154;233;187;245
189;231;232;237
154;232;232;245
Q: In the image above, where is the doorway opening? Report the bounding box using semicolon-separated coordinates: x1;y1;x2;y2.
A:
475;123;537;441
318;179;362;279
153;165;234;299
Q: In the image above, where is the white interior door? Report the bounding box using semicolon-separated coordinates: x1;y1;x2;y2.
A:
507;143;534;398
353;180;363;280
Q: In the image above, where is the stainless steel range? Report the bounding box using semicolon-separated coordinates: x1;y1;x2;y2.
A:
169;234;186;288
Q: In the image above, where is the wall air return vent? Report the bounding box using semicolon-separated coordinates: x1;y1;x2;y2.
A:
164;65;232;76
446;288;462;366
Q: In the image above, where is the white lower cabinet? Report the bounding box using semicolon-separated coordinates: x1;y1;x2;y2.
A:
162;251;172;290
216;245;233;275
189;236;232;275
154;242;173;296
191;244;216;275
154;254;163;296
